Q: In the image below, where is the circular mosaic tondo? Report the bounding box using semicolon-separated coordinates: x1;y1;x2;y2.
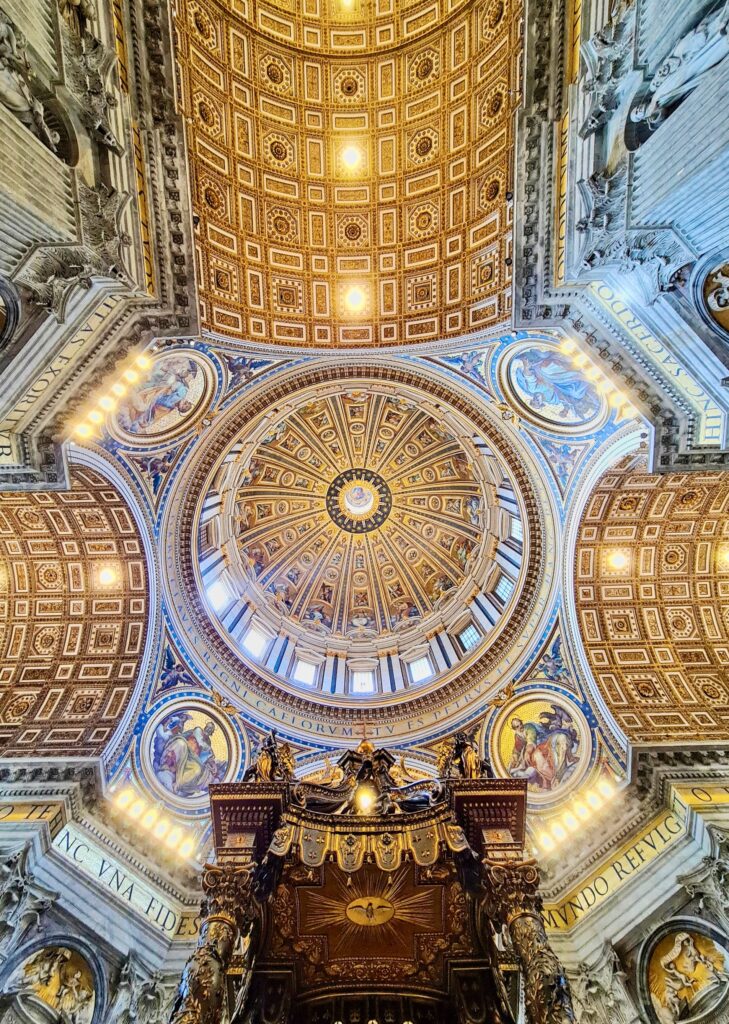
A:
499;341;608;433
141;701;240;810
326;469;392;533
111;351;215;443
490;692;590;803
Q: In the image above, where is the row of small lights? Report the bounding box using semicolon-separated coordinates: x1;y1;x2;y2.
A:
72;353;152;440
113;787;199;860
559;339;638;422
536;778;617;853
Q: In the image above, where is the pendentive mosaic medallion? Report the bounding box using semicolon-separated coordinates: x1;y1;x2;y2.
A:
141;700;239;810
111;351;215;443
326;469;392;533
500;341;607;433
490;692;589;803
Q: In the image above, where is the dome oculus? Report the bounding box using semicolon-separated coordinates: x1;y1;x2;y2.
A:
327;469;392;532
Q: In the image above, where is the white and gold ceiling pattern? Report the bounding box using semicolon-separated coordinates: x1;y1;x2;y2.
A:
174;0;520;346
195;375;528;697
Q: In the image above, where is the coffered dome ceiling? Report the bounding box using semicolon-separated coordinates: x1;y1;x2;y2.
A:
174;0;520;346
162;361;556;734
203;387;503;650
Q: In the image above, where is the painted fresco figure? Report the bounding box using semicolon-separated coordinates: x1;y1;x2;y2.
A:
118;357;199;434
508;705;579;790
153;714;226;798
512;348;601;421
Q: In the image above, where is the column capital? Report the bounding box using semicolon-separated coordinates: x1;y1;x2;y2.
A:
482;857;542;925
201;862;254;927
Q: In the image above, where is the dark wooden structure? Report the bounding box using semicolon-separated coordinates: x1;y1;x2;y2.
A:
169;739;574;1024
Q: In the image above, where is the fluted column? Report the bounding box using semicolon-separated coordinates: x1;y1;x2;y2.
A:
170;863;254;1024
482;858;575;1024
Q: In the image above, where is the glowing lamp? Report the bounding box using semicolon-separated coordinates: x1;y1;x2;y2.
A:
99;566;118;586
99;396;116;411
165;827;183;849
607;550;629;571
560;339;576;355
141;808;158;830
344;285;366;313
88;410;103;424
538;832;556;852
574;801;589;821
563;812;579;832
153;819;170;840
341;144;363;171
135;355;151;369
178;837;195;858
586;791;602;810
129;798;146;820
116;788;135;810
597;779;615;799
123;369;139;383
355;783;378;814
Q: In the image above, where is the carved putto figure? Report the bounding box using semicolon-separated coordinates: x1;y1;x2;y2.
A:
631;1;729;129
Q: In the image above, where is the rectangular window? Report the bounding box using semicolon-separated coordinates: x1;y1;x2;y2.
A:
459;624;481;651
510;517;523;542
495;575;515;604
293;659;317;686
206;580;230;612
351;670;375;693
242;626;268;660
409;656;432;684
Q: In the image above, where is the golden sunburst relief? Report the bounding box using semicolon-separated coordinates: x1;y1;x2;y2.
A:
298;863;442;959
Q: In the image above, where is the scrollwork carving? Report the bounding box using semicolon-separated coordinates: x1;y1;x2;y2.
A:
570;943;640;1024
0;842;58;957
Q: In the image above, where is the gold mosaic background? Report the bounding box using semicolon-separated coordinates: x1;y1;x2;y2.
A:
0;468;149;757
575;461;729;744
174;0;520;346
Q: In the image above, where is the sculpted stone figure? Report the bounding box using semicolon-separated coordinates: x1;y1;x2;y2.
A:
0;12;59;151
632;1;729;128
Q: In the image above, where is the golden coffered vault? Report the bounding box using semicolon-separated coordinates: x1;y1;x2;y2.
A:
174;0;520;346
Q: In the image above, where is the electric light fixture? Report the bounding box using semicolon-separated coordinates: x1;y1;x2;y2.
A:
341;143;363;172
111;787;199;859
355;782;377;813
66;351;153;440
98;566;118;586
607;549;629;571
537;777;619;853
344;284;367;313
